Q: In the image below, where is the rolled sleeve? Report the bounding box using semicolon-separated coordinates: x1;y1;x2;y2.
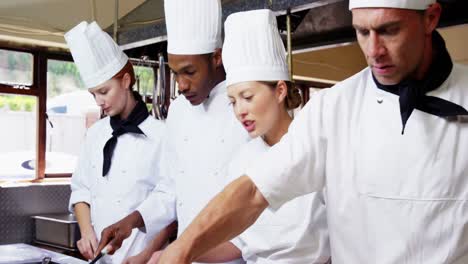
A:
230;237;243;250
247;92;328;210
136;180;176;237
68;189;91;212
230;238;247;259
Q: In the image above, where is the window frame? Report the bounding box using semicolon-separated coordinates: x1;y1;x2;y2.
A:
0;47;37;96
0;44;74;181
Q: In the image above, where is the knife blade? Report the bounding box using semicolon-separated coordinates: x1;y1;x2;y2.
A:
89;247;109;264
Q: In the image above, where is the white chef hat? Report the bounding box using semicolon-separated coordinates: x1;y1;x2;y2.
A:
223;9;290;87
349;0;436;10
164;0;222;55
64;21;128;89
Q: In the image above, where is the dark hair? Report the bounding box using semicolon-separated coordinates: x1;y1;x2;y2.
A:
415;9;426;16
112;61;136;89
261;81;302;110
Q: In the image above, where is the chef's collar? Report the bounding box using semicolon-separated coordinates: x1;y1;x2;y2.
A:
209;80;225;98
199;80;226;110
373;31;468;134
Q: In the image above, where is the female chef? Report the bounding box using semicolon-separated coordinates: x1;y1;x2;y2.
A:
65;21;167;263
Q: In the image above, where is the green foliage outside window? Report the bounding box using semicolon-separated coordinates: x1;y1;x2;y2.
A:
0;95;36;112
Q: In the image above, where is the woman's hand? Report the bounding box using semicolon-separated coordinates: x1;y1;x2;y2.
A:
76;228;98;260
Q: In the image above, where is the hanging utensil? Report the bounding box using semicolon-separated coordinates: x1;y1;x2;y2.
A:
157;53;167;120
170;70;178;101
152;62;161;119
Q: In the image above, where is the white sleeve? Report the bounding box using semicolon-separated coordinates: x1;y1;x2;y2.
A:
230;238;248;259
136;135;177;237
69;131;92;212
246;92;328;210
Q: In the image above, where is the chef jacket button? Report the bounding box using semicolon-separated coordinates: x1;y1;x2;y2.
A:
122;170;126;174
183;137;188;142
376;98;384;104
220;139;224;143
178;202;183;207
116;199;121;204
214;171;219;176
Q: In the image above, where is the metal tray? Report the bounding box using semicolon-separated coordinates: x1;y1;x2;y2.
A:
32;213;80;249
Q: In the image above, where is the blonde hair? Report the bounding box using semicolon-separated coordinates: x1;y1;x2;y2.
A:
261;81;302;110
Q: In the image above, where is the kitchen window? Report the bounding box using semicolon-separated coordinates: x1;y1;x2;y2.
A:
0;49;38;181
0;93;38;180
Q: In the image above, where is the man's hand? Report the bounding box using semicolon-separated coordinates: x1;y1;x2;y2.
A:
76;228;98;260
95;211;144;255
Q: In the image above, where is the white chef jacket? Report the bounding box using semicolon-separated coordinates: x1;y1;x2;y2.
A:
228;137;330;263
247;64;468;264
69;116;165;264
137;81;250;264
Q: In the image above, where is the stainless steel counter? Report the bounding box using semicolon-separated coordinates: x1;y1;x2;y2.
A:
0;243;86;264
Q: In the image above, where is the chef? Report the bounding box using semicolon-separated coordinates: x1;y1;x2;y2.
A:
95;0;249;263
157;1;468;263
186;9;331;264
65;21;166;263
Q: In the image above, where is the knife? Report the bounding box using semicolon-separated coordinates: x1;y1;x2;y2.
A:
89;246;109;264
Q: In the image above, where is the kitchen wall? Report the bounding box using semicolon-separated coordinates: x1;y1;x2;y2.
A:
0;184;71;244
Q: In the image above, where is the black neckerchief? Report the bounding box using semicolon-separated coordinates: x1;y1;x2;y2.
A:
372;31;468;134
102;91;149;176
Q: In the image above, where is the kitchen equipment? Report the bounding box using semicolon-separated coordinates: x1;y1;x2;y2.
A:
158;53;168;119
152;53;168;120
0;244;85;264
152;59;160;119
170;70;178;101
32;213;80;250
